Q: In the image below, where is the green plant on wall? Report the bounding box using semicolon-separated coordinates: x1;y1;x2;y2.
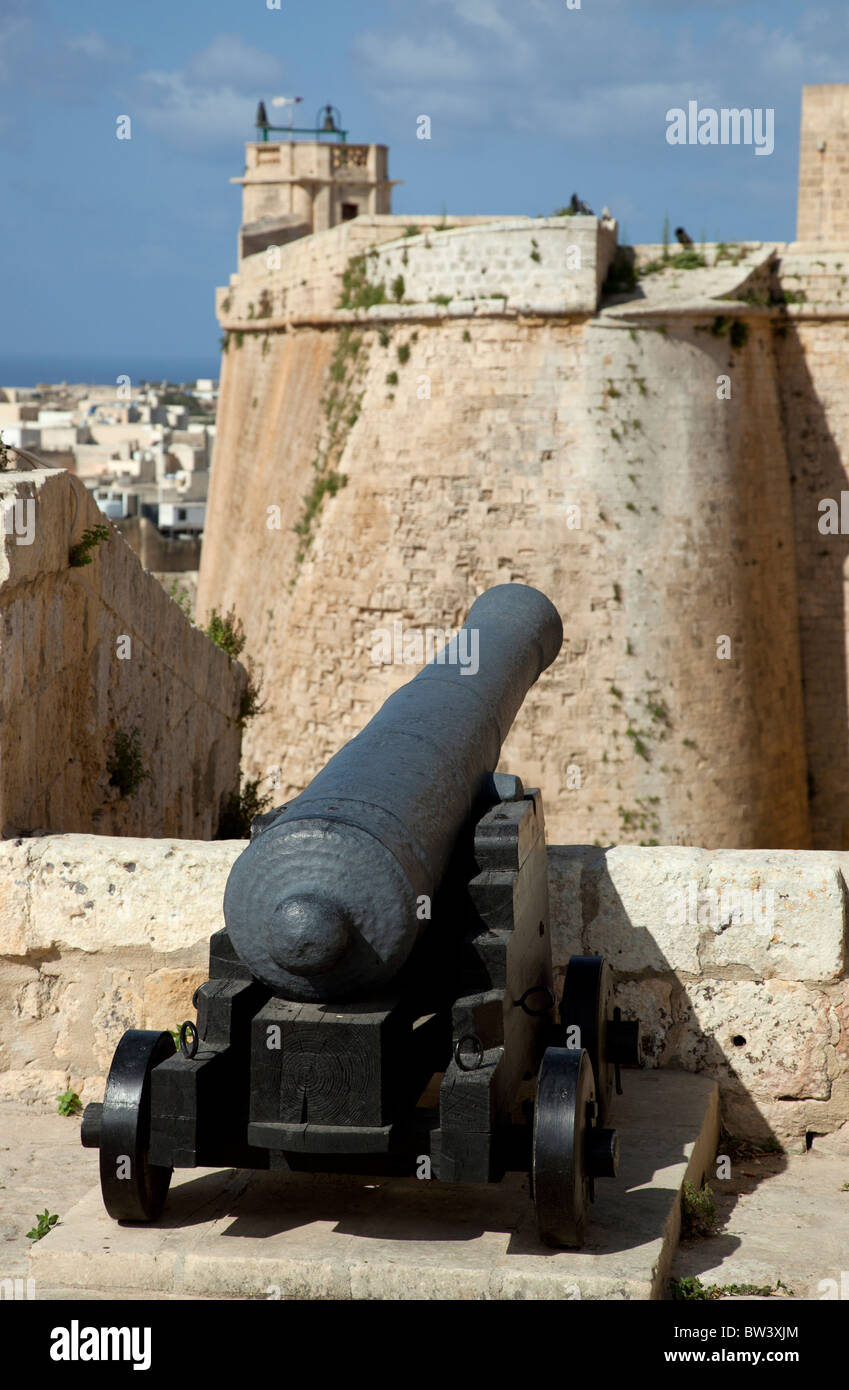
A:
57;1090;82;1117
106;726;149;798
216;776;272;839
337;253;387;309
167;578;193;620
679;1179;718;1238
204;607;247;659
237;657;266;730
69;524;111;567
293;325;370;571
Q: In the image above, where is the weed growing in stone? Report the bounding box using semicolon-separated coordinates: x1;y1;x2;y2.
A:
69;524;111;567
238;658;266;730
107;727;149;798
57;1091;82;1117
338;254;387;310
680;1179;718;1238
217;777;272;839
205;608;246;659
27;1210;60;1241
640;248;706;277
669;1276;793;1300
167;579;193;620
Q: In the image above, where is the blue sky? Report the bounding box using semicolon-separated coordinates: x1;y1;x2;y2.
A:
1;0;846;381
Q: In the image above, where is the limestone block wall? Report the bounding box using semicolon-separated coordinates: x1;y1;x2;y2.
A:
1;833;845;1152
198;284;809;851
550;845;848;1150
0;469;245;838
199;314;593;837
570;310;809;849
796;85;849;244
218;214;510;325
116;516;201;574
358;218;615;314
772;252;849;849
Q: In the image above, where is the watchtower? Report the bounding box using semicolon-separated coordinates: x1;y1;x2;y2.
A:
231;102;399;261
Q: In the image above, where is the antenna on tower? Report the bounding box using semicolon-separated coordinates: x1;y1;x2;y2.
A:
271;95;303;130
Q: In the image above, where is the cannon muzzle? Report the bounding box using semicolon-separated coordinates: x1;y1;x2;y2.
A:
223;583;562;1000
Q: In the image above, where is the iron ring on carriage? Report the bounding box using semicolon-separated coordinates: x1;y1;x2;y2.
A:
454;1033;484;1071
515;985;556;1016
179;1020;199;1059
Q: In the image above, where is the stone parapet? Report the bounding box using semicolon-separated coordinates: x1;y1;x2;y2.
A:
0;833;845;1150
549;845;848;1150
0;469;245;839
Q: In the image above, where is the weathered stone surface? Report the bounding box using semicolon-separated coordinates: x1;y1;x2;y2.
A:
1;834;847;1142
0;834;243;1088
0;468;245;839
27;1071;719;1301
143;967;210;1031
811;1119;849;1155
0;834;243;956
548;846;849;1143
681;979;834;1102
549;845;847;983
199;238;815;854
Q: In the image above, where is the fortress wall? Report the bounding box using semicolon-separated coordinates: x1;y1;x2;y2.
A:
358;218;615;314
796;85;849;244
199;323;338;652
199;298;808;851
774;315;849;849
773;253;849;848
200;313;592;821
574;313;809;850
116;516;201;573
1;833;845;1150
218;214;513;324
0;469;245;838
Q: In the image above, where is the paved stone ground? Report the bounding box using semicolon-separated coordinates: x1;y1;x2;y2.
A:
669;1138;849;1301
1;1101;98;1280
2;1091;845;1300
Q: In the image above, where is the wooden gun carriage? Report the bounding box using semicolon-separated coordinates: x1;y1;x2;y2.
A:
82;585;640;1247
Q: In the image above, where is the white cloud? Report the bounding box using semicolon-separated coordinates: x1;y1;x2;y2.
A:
137;72;258;150
135;37;284;152
354;0;849;153
65;31;130;63
183;35;283;91
356;31;487;86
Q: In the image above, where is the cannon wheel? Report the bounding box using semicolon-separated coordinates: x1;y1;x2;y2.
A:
99;1029;175;1223
532;1047;595;1248
562;956;615;1125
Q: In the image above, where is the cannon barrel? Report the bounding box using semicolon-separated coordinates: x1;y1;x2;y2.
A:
223;583;563;1001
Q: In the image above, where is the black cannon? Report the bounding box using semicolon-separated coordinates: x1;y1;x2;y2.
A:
82;584;641;1247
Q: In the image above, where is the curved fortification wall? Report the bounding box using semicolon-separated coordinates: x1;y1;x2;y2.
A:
197;220;812;849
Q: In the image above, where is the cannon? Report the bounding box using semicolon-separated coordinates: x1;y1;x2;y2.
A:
82;584;641;1246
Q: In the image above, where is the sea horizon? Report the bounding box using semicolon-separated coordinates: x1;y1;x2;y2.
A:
0;354;222;389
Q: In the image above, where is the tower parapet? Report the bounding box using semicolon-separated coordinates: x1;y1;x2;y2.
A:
231;140;398;262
